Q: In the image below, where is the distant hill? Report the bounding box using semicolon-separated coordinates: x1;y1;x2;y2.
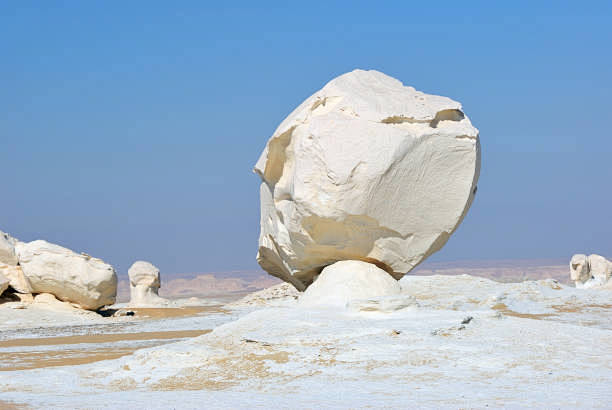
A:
117;259;571;302
116;270;280;302
410;258;569;284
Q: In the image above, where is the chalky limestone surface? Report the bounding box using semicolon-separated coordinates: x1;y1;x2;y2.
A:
1;275;611;409
255;70;480;290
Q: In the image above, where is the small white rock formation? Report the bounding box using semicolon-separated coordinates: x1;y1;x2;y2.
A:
0;231;31;293
255;69;480;290
299;260;401;307
15;240;117;309
128;261;168;306
570;254;612;289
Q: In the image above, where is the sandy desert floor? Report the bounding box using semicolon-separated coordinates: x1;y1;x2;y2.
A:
0;306;226;372
1;274;611;409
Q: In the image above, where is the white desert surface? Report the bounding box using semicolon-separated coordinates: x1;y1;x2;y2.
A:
1;267;611;409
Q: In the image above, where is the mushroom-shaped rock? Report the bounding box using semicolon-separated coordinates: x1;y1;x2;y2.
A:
128;261;168;307
255;69;481;290
15;240;117;309
299;260;401;307
570;254;612;289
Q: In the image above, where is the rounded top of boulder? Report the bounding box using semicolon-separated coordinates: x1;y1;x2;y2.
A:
128;261;161;288
254;69;481;290
255;69;477;179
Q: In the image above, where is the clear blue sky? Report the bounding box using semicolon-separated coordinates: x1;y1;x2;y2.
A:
1;1;611;275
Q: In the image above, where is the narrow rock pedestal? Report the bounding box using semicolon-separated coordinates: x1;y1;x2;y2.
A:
299;260;401;308
128;261;169;307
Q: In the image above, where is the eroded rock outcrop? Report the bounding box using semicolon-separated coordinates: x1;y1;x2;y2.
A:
128;261;168;307
15;240;117;309
570;254;612;289
0;272;8;296
255;69;480;290
0;231;31;293
0;231;18;266
0;265;31;294
299;260;401;307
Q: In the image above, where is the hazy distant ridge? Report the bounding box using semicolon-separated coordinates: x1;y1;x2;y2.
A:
117;259;573;301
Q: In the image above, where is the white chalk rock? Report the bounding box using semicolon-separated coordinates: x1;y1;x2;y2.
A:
570;254;612;289
128;261;168;307
255;69;480;290
589;254;612;283
299;260;401;307
0;272;8;296
0;264;31;293
0;231;32;293
15;240;117;309
0;230;18;266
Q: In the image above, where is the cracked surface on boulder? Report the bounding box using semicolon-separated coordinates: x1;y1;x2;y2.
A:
254;69;481;290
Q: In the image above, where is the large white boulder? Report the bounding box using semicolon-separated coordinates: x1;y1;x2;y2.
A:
255;69;480;290
128;261;168;307
15;240;117;309
299;260;401;307
570;254;612;289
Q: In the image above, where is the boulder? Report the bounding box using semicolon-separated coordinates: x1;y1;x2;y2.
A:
0;231;32;293
299;260;401;307
255;69;480;290
128;261;168;307
0;272;8;296
570;254;612;289
15;240;117;309
0;265;31;293
570;254;590;286
589;254;612;283
0;230;18;266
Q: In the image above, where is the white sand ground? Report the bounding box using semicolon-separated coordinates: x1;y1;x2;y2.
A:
1;275;612;409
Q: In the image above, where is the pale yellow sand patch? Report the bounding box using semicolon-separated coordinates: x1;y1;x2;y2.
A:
491;303;555;320
0;399;30;409
127;305;227;319
0;329;211;371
